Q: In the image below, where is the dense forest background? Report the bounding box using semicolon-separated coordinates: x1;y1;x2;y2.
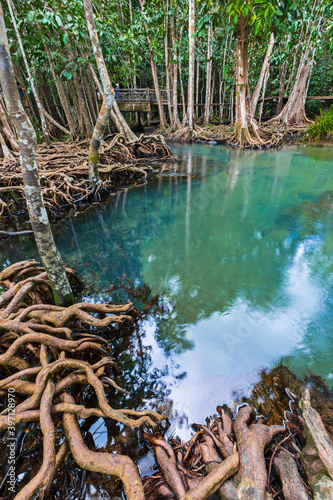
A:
2;0;333;146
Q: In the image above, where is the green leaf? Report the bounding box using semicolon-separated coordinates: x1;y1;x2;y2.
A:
55;15;62;27
62;70;72;80
27;11;35;23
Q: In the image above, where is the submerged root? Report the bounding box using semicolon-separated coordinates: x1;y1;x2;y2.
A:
0;260;164;499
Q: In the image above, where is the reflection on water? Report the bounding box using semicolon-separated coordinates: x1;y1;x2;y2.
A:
2;144;333;438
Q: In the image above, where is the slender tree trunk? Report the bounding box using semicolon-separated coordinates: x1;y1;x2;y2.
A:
6;0;50;144
14;62;38;123
0;6;73;306
64;36;92;137
276;60;287;115
210;65;216;121
204;20;213;124
89;64;137;142
250;33;274;118
195;60;199;119
219;34;229;123
258;63;270;123
178;59;186;125
43;41;77;138
164;16;174;128
139;0;168;129
83;0;116;189
187;0;195;130
68;79;81;129
170;14;181;128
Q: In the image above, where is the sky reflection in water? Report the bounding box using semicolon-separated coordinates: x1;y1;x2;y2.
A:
3;144;333;438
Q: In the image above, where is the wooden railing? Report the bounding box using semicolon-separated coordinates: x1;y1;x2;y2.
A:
116;88;171;103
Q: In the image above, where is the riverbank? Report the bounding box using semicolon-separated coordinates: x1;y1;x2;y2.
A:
163;123;333;147
0;134;175;233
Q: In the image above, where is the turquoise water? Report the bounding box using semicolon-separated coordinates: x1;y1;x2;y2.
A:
3;144;333;436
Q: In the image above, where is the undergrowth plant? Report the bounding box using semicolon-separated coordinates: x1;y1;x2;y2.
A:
305;107;333;141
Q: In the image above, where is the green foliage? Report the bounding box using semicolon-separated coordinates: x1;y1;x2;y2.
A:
305;108;333;141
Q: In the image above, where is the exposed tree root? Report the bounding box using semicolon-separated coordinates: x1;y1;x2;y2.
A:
1;261;332;499
143;389;333;500
0;260;164;499
164;123;305;149
0;134;175;229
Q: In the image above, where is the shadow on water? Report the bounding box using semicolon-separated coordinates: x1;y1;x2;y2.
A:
0;144;333;497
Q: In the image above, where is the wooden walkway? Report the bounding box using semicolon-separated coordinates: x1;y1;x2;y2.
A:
116;90;333;115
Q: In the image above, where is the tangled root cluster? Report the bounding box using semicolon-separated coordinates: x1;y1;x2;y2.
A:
0;134;175;225
0;260;164;499
143;389;333;499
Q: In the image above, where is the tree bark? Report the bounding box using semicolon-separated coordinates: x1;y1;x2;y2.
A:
63;34;93;137
187;0;195;130
0;6;73;306
6;0;50;145
276;60;287;115
269;47;312;126
234;14;261;145
250;33;274;118
258;63;270;123
204;20;213;124
89;64;137;142
170;13;181;128
163;8;173;129
139;0;168;129
83;0;115;189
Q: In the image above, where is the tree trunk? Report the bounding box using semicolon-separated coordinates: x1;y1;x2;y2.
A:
63;33;93;137
195;60;200;119
89;64;137;142
164;18;174;129
83;0;116;189
210;65;216;121
187;0;195;130
269;47;312;126
170;13;181;128
233;15;261;146
276;60;287;115
258;63;270;123
68;79;81;129
139;0;168;129
0;93;19;154
14;62;39;123
0;6;73;306
204;21;213;124
6;0;50;145
44;45;77;139
250;33;274;118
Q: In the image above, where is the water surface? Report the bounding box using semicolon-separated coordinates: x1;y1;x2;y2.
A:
4;143;333;437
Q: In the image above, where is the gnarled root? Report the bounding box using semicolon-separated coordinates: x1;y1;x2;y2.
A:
143;389;333;500
273;449;311;500
0;260;164;499
0;135;175;229
234;405;286;499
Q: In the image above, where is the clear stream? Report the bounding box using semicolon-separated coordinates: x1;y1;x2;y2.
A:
3;143;333;439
